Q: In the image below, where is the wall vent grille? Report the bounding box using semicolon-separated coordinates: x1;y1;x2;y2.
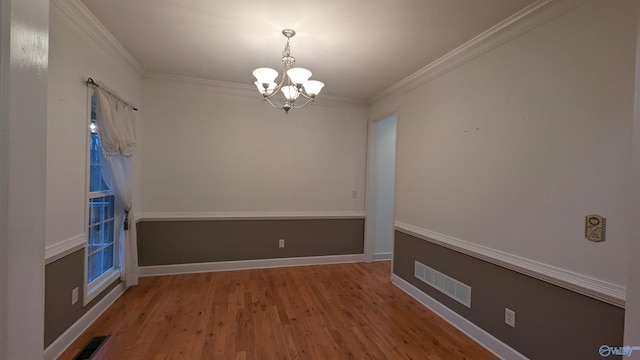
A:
414;261;471;308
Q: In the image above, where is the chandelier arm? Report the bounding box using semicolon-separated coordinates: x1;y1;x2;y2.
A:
262;83;283;100
297;90;311;100
289;96;315;109
264;96;285;109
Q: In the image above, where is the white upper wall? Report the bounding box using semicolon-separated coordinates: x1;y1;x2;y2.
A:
139;76;367;214
373;0;636;286
46;3;142;249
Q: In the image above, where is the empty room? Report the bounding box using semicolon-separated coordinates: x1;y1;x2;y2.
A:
2;0;640;359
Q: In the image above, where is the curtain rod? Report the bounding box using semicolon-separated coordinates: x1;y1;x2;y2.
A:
86;77;139;111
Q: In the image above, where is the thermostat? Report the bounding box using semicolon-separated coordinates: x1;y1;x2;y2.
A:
585;215;606;242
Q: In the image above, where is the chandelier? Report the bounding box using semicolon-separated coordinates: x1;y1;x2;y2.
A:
253;29;324;114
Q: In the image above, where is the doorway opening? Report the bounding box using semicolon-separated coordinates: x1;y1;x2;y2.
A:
364;114;397;263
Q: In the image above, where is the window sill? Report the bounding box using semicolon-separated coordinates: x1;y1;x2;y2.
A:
84;268;120;306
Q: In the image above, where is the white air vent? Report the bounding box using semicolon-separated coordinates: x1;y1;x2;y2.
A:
414;261;471;308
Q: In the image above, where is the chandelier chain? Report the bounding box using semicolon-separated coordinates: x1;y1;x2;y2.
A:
282;37;291;58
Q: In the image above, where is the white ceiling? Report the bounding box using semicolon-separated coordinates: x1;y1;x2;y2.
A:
81;0;536;101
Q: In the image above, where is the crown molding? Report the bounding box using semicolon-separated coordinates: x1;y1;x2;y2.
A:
144;72;258;98
144;72;368;108
369;0;588;104
395;222;625;308
50;0;145;75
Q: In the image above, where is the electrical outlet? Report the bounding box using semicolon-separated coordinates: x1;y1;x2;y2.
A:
505;308;515;328
278;239;285;248
72;287;79;305
352;190;358;198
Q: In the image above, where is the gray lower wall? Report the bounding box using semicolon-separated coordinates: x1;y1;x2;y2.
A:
394;231;624;360
137;218;365;266
44;249;120;349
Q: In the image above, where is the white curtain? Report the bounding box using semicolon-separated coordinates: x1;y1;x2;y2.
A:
94;83;139;287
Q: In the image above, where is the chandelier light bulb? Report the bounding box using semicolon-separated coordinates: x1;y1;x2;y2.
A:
254;81;276;95
286;68;312;86
281;85;300;101
303;80;324;96
252;68;278;85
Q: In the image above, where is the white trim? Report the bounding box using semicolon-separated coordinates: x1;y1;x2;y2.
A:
50;0;144;75
135;211;366;222
369;0;588;104
45;234;86;264
84;268;120;306
43;282;126;360
144;73;368;108
144;73;256;99
139;254;364;277
373;252;392;261
364;112;399;263
363;118;377;263
391;274;528;360
395;222;626;308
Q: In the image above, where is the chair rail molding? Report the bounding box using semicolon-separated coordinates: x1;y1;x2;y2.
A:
395;221;625;308
135;210;366;222
45;234;86;264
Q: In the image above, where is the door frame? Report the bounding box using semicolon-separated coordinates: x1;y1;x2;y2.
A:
363;112;398;263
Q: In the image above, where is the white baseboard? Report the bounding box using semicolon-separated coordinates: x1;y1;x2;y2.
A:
140;254;364;277
391;274;528;360
43;282;126;360
373;252;392;261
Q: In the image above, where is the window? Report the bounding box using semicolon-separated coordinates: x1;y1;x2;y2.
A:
86;94;120;302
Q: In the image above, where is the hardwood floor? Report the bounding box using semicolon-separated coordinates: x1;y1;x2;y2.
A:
57;262;497;360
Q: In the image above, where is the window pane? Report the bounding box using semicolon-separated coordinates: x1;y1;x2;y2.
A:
88;224;100;253
87;251;93;281
94;224;102;246
88;246;115;284
89;133;110;193
89;197;103;225
103;244;114;271
106;195;115;220
88;224;94;250
88;251;99;282
87;95;118;288
104;219;114;247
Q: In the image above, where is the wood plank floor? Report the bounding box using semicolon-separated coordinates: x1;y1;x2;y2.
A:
57;262;497;360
